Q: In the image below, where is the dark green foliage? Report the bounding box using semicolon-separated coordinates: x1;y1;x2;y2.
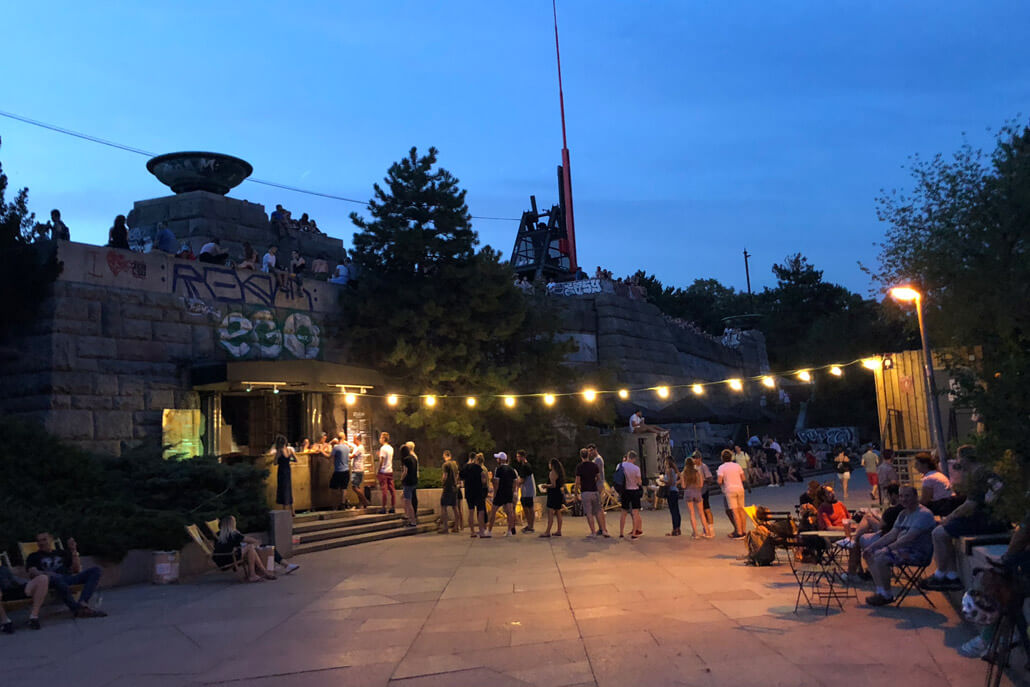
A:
874;120;1030;511
344;147;605;457
0;418;268;562
0;139;62;341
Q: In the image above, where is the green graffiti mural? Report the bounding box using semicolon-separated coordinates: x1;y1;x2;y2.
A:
217;308;321;360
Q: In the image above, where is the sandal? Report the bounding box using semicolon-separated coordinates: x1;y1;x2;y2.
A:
553;532;562;537
539;533;551;538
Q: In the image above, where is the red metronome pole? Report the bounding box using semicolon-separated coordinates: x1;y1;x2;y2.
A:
553;0;578;274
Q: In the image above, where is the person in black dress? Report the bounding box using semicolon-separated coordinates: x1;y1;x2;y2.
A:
540;458;566;538
274;435;297;516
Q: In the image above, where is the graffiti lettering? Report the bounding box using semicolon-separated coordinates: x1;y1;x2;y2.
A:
107;251;147;279
796;426;859;448
547;278;606;296
171;263;313;311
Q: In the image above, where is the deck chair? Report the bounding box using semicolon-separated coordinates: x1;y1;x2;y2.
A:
185;525;243;577
17;536;63;565
203;519;221;539
892;559;935;608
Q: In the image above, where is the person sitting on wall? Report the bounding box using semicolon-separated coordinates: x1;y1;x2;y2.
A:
311;253;329;279
289;250;306;291
629;410;668;437
270;204;290;239
198;238;229;264
237;242;259;270
153;221;177;254
262;245;287;288
107;214;130;250
25;533;107;618
49;209;70;241
329;257;350;285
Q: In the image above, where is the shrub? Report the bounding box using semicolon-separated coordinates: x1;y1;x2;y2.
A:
0;418;267;562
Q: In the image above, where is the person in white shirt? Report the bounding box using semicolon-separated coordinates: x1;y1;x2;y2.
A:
198;238;228;264
914;452;953;514
717;449;747;538
329;260;350;285
347;434;370;508
618;451;644;539
262;246;278;273
377;432;395;514
587;444;611;537
629;410;668;436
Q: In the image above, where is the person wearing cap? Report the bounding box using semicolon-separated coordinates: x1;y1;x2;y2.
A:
486;452;518;537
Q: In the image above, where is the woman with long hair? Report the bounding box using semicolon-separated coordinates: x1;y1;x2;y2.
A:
107;214;130;250
212;515;276;582
680;456;712;538
834;447;852;499
274;435;297;516
540;458;566;538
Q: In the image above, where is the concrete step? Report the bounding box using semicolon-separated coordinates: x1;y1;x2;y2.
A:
294;507;432;526
293;509;432;534
293;523;438;555
297;514;437;543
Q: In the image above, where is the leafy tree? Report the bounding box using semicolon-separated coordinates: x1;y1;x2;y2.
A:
0;139;62;341
875;121;1030;468
344;147;596;456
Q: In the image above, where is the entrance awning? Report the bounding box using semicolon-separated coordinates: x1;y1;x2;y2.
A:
191;360;384;393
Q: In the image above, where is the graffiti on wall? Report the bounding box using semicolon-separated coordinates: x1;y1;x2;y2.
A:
795;426;859;448
171;263;314;311
218;308;321;360
547;278;608;296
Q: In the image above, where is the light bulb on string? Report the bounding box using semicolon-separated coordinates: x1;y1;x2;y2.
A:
656;386;670;399
798;370;812;382
862;358;881;371
344;393;357;405
466;397;477;408
728;379;743;392
424;395;437;408
617;389;629;400
692;384;704;395
830;366;843;377
543;394;556;407
761;376;775;389
503;395;516;408
582;388;597;402
386;394;399;406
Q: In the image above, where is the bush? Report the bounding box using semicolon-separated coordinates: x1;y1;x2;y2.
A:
417;466;442;489
0;418;268;562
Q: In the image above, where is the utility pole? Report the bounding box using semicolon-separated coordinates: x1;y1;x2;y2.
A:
743;249;754;312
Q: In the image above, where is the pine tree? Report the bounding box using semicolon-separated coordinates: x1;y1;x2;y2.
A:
344;147;585;451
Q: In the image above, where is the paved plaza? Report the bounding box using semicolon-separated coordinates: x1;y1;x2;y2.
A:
0;479;1008;686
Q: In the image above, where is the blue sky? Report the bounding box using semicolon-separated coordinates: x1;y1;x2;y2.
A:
1;1;1027;294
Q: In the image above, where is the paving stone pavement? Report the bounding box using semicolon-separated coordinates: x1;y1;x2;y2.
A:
0;473;1014;686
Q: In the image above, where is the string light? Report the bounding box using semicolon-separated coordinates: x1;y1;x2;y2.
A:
656;386;670;399
692;384;704;395
543;394;556;406
761;376;775;388
424;395;437;407
344;393;357;405
386;394;398;407
618;389;629;399
582;388;597;402
503;395;516;408
798;370;812;382
830;366;843;377
862;358;881;370
728;379;743;392
466;397;477;408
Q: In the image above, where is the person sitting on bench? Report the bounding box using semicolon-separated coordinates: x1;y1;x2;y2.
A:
25;533;106;618
0;564;49;632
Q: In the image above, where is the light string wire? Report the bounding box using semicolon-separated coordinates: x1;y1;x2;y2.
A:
308;358;876;403
0;109;521;221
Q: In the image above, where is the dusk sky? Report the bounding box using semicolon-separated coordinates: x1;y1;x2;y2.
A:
2;1;1027;294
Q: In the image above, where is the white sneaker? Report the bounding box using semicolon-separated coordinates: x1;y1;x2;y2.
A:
282;563;300;575
958;636;988;658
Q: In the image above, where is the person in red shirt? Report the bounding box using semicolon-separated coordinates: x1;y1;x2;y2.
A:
817;486;850;530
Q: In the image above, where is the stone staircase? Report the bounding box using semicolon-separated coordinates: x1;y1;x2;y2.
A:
291;507;437;555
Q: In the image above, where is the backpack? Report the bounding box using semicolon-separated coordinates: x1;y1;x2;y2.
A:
613;463;626;492
746;525;777;566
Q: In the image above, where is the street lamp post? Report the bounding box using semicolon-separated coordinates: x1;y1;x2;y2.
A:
890;286;949;476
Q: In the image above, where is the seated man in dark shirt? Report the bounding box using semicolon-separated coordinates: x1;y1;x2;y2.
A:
845;483;902;576
24;533;106;618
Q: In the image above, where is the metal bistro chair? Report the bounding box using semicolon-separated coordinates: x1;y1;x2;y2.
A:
786;537;852;615
891;558;935;608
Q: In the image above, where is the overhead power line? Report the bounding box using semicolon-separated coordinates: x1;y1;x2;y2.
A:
0;109;521;221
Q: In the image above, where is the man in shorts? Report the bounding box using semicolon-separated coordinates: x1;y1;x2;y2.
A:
328;433;351;509
575;448;604;538
717;448;747;538
0;564;49;632
861;445;880;501
619;451;644;539
460;452;488;537
487;452;518;537
514;450;536;533
862;486;937;606
587;444;611;537
347;434;370;509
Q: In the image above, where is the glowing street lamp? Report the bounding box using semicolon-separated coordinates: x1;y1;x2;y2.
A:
890;284;948;475
344;393;357;405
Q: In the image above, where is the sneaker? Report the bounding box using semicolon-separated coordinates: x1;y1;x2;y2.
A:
74;606;108;618
282;563;300;575
920;576;962;591
835;539;854;549
480;532;493;538
388;509;396;514
504;530;513;537
1;621;12;634
958;636;988;658
602;532;611;538
865;593;894;607
510;528;517;536
27;618;40;630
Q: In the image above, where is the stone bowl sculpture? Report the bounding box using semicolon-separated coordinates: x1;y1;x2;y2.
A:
146;152;253;195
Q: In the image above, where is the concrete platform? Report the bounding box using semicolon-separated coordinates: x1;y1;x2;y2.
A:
0;473;1011;686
